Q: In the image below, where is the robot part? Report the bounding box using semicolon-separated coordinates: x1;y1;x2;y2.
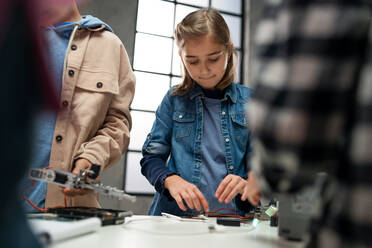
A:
29;167;136;202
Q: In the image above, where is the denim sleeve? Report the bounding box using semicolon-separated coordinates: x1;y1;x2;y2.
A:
140;90;176;197
140;154;177;198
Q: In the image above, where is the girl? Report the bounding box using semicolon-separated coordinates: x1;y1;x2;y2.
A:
141;9;261;216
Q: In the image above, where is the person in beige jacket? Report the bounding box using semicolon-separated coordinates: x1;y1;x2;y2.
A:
22;2;135;211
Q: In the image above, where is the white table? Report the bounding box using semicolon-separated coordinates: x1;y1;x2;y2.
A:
50;216;305;248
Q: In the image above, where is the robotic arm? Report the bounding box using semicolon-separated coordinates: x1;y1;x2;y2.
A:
29;165;136;202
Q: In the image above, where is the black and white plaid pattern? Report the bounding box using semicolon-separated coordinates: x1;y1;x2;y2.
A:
247;0;372;247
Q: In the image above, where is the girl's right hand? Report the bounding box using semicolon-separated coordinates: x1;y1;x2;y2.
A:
164;175;210;212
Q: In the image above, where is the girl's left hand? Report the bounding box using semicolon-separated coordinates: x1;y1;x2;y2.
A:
215;172;262;205
215;174;248;204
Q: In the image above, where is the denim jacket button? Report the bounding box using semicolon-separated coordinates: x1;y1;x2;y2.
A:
221;111;226;115
179;114;183;119
225;138;230;142
229;165;234;170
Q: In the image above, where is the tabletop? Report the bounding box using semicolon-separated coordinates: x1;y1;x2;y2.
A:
49;215;306;248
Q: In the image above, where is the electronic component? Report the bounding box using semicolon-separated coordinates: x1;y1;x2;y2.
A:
216;217;241;227
46;207;133;226
29;167;136;202
265;205;278;217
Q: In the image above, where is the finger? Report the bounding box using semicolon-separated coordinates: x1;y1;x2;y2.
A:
248;195;259;206
193;188;209;212
72;163;85;174
215;175;233;198
253;193;262;204
188;189;201;211
218;178;238;202
241;188;250;201
174;195;187;211
180;191;194;210
72;167;80;175
72;160;91;175
225;181;245;203
241;193;246;201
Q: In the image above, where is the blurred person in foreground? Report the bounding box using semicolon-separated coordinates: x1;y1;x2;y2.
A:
0;0;78;246
246;0;372;247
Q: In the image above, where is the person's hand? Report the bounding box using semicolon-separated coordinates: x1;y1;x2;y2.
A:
62;158;93;196
241;171;262;206
215;174;248;204
164;175;209;212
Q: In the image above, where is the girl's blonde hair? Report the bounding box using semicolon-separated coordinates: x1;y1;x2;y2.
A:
172;9;236;96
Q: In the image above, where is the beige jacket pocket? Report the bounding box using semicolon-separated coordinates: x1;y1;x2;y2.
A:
76;69;119;95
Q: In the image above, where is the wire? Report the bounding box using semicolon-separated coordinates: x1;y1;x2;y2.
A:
205;207;252;220
22;166;68;212
208;207;242;216
22;181;47;212
123;217;256;235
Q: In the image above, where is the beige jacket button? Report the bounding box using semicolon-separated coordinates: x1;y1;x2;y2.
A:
56;135;63;142
97;82;103;88
71;45;77;50
68;70;74;77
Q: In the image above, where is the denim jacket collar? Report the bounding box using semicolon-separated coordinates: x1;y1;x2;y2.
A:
189;83;238;103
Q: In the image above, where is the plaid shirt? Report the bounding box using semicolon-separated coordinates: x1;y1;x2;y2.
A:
247;0;372;247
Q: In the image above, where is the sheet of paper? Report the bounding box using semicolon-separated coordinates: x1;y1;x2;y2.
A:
28;216;101;244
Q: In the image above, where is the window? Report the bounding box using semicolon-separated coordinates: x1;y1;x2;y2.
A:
124;0;244;195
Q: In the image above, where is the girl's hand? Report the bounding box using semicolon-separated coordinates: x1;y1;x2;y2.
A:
62;158;93;197
241;171;262;206
164;175;210;212
215;174;247;204
215;172;262;205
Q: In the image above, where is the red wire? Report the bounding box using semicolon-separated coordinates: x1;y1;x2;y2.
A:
22;181;47;212
22;166;68;212
208;207;243;217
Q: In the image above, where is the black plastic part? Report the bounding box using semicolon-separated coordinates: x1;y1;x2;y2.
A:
88;164;101;179
216;217;241;226
54;172;68;184
270;216;278;226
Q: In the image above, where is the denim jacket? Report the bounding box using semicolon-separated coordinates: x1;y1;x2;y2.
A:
141;83;253;216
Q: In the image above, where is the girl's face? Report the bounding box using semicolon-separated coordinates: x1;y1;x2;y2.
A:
180;35;230;90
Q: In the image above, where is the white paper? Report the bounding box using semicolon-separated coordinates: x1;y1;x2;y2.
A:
28;217;101;243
